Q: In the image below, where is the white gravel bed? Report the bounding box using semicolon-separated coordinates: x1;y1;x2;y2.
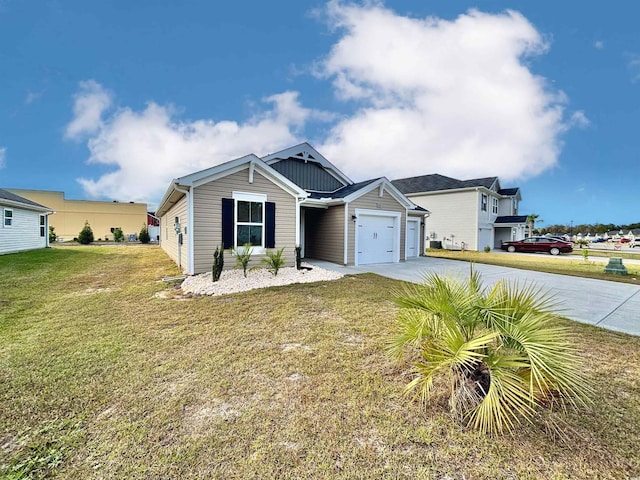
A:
181;264;343;296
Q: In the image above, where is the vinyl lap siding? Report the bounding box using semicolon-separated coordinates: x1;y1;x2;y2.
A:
160;196;189;271
0;207;47;254
192;169;297;274
347;188;406;264
409;191;479;250
304;205;344;264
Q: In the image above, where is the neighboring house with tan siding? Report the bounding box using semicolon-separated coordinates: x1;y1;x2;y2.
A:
0;188;53;255
156;143;428;275
6;189;147;241
392;174;528;251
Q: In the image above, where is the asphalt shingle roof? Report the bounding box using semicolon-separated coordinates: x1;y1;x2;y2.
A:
0;188;50;209
494;215;528;224
498;188;519;196
391;174;498;195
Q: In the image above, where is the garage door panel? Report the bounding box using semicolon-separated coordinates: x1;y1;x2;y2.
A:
357;214;397;265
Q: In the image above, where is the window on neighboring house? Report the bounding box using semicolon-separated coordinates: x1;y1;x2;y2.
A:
481;194;488;212
513;199;518;214
492;197;499;214
3;209;12;227
40;215;46;237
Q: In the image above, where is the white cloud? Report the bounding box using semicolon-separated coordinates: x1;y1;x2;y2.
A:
316;2;571;182
65;80;113;140
594;40;604;50
74;87;326;204
569;110;590;128
629;54;640;83
0;147;6;169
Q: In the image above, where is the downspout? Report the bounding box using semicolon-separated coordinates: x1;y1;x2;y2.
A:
344;203;349;265
174;184;192;275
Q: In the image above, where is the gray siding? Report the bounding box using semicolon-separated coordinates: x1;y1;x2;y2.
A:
347;188;406;264
0;206;47;254
304;205;345;264
270;158;344;192
192;168;297;274
159;195;189;271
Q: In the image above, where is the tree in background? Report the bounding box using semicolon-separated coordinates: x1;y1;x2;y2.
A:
48;225;57;243
77;221;94;245
526;214;543;235
139;225;151;244
113;228;124;242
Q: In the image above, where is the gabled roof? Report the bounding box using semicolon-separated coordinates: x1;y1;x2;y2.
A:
0;188;52;212
261;142;352;187
305;177;418;210
156;154;308;217
392;174;499;195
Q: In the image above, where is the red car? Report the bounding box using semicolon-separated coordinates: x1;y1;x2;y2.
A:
501;236;573;255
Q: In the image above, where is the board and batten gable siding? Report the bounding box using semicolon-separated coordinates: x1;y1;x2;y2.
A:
0;206;47;254
347;187;406;265
159;195;189;270
303;205;345;264
192;168;297;274
409;190;479;250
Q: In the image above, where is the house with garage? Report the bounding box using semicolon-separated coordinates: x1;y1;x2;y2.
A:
156;143;429;275
0;188;53;255
391;174;527;251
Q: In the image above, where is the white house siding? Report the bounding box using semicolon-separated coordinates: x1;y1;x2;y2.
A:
347;188;406;265
192;169;297;274
409;190;479;250
159;195;189;272
0;206;47;254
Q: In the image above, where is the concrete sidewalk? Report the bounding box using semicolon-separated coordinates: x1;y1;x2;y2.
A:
309;256;640;336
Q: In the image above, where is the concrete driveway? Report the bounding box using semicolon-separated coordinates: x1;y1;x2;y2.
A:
309;256;640;336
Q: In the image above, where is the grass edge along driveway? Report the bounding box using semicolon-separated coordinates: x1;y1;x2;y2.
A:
1;245;639;479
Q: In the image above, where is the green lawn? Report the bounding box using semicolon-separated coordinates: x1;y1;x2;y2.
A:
1;246;639;479
426;249;640;285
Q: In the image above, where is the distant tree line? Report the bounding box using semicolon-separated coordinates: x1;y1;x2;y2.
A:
537;222;640;235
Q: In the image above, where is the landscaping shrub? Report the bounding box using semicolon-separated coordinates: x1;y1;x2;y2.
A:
235;243;253;278
483;245;491;253
113;228;124;242
262;247;286;276
139;225;151;244
77;221;94;245
295;245;302;270
388;270;590;434
212;246;224;282
48;226;57;243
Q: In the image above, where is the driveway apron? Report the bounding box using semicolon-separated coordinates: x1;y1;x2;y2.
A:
309;256;640;336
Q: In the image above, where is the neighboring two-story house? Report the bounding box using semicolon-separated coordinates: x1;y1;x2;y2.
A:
392;174;528;251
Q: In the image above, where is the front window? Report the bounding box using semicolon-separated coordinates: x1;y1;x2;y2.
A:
3;209;12;227
233;192;266;248
492;197;499;214
481;194;488;212
40;215;45;237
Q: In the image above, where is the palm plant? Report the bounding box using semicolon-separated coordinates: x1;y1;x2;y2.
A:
388;269;590;434
261;247;286;276
234;243;253;278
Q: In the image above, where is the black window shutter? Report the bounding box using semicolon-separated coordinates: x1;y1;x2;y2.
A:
265;202;276;248
222;198;234;249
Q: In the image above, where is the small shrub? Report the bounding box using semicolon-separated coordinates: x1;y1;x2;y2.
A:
113;228;124;242
295;245;302;270
77;221;94;245
48;226;57;243
235;243;253;278
262;247;286;276
212;246;224;282
139;225;151;244
483;245;491;253
582;248;589;261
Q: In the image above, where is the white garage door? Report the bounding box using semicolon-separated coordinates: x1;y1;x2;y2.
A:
357;214;397;265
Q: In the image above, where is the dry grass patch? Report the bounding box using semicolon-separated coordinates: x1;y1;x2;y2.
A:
0;245;639;479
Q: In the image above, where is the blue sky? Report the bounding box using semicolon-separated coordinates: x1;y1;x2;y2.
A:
1;1;638;226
